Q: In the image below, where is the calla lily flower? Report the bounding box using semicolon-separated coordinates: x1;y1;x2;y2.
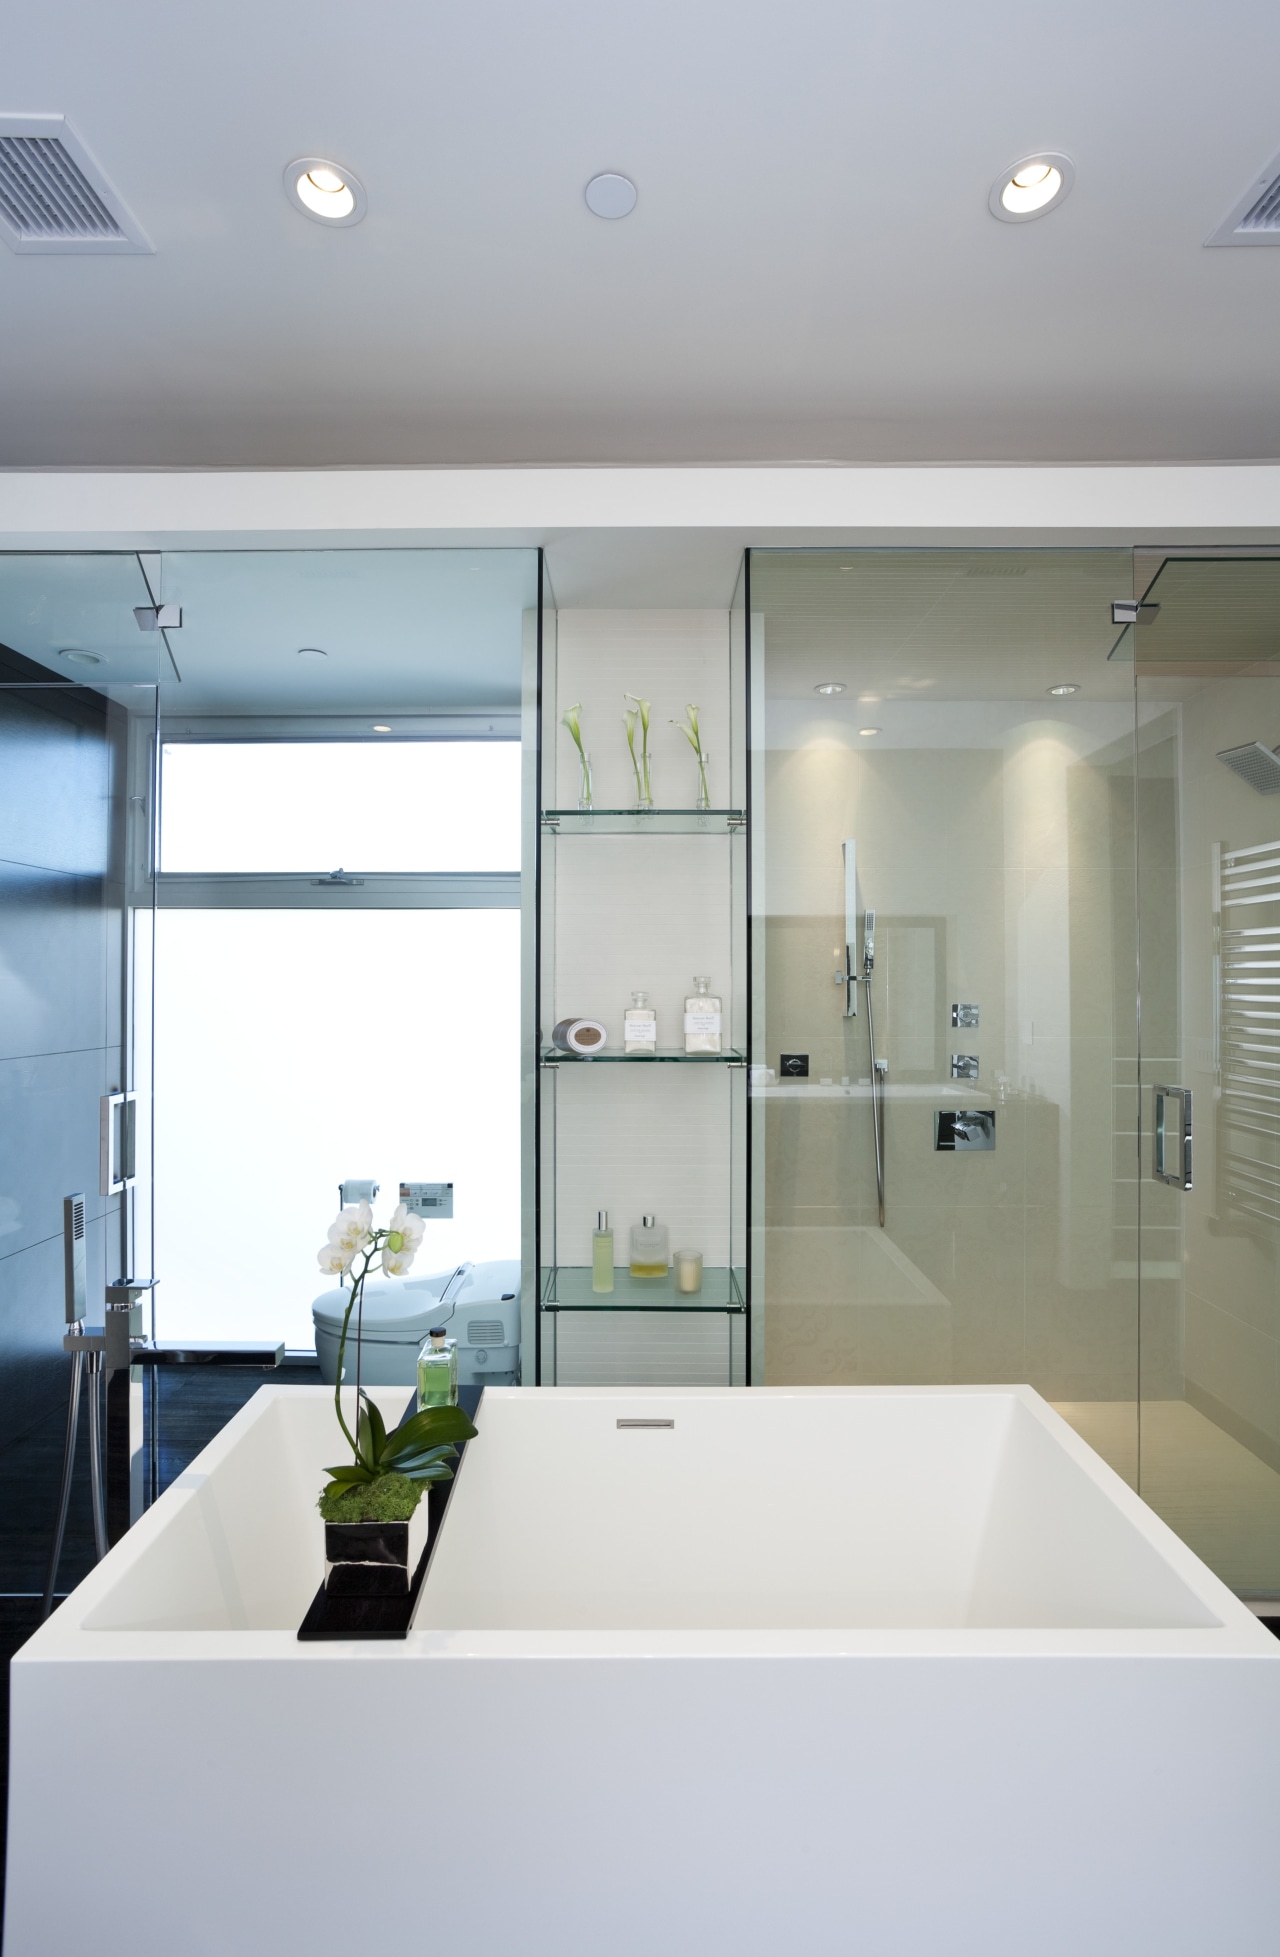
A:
623;693;653;802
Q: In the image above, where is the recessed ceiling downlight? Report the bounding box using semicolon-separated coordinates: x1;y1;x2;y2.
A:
284;156;366;227
989;152;1074;223
372;724;391;733
1047;682;1080;696
59;648;103;666
585;173;637;219
858;726;882;737
815;681;846;695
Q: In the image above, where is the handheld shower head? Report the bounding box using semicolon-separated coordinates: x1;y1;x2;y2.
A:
862;908;876;974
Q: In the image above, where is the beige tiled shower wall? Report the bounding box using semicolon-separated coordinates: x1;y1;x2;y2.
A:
1174;679;1280;1474
761;715;1154;1402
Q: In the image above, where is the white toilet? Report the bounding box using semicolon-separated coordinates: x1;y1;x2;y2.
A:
312;1259;521;1387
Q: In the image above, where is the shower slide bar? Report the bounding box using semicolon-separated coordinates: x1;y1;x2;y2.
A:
841;841;887;1226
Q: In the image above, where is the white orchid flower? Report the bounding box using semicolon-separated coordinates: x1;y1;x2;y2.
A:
326;1202;373;1256
380;1201;425;1276
317;1241;354;1276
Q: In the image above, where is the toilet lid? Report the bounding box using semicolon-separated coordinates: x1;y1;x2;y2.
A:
312;1260;520;1340
311;1271;454;1340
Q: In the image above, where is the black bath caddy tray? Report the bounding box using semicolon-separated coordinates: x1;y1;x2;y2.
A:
297;1385;481;1642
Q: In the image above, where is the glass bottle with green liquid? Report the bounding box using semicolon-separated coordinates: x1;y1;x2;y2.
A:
416;1326;458;1408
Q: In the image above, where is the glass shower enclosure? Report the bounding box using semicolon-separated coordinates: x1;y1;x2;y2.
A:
748;547;1280;1607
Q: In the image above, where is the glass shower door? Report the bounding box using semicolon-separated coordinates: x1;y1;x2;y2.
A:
1135;558;1280;1602
748;548;1143;1484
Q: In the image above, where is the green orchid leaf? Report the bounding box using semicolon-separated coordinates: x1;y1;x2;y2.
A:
381;1405;477;1460
403;1461;454;1484
393;1442;457;1466
389;1446;457;1476
359;1390;388;1463
323;1463;375;1484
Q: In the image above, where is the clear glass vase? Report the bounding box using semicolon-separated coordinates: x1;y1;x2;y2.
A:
696;752;711;811
635;757;654;811
577;751;593;810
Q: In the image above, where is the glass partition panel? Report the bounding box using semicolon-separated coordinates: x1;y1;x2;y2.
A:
1135;558;1280;1599
151;547;538;1353
0;623;158;1577
747;548;1142;1481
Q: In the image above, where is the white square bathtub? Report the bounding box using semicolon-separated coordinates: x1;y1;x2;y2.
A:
7;1384;1279;1954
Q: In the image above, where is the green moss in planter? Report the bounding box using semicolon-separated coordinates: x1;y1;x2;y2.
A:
318;1473;424;1524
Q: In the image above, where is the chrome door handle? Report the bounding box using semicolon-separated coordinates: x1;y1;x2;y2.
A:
100;1092;137;1196
1152;1084;1192;1190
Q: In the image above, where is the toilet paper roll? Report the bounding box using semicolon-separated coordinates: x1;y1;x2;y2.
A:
552;1017;608;1056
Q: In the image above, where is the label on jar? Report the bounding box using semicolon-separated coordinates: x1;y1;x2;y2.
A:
684;1011;722;1037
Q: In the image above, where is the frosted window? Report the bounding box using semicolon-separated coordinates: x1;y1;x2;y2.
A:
153;908;520;1348
159;741;520;873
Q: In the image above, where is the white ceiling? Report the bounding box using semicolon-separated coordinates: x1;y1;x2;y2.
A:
3;1;1280;469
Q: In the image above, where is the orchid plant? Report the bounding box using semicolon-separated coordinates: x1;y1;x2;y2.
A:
623;693;653;807
561;702;592;809
316;1201;474;1518
671;703;710;810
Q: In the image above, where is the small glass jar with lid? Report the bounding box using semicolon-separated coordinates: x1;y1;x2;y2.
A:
683;976;723;1053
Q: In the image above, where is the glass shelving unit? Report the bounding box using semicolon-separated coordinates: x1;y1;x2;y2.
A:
542;808;745;835
542;1266;746;1311
531;581;749;1386
540;1268;748;1390
540;1046;745;1064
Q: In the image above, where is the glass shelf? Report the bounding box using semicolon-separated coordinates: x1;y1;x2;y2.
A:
540;1046;745;1065
542;808;744;835
541;1265;746;1313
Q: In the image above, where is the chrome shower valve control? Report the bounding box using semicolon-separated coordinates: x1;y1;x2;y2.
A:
951;1004;979;1028
951;1054;979;1080
936;1109;996;1151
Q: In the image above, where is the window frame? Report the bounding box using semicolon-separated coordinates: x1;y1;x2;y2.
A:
154;716;521;910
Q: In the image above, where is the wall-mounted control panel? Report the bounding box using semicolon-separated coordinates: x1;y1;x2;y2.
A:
779;1053;809;1078
950;1054;979;1080
951;1004;979;1028
400;1181;454;1218
935;1109;996;1151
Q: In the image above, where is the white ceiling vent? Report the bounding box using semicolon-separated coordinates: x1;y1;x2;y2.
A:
0;115;151;254
1205;144;1280;247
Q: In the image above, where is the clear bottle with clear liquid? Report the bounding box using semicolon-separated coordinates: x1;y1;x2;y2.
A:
416;1326;458;1408
629;1213;669;1279
683;975;723;1053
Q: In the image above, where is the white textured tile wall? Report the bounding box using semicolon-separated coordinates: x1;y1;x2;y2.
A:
553;834;734;1051
550;1063;733;1268
551;610;731;813
548;1309;744;1386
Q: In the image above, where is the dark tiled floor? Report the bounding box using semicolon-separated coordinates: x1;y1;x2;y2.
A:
0;1363;322;1935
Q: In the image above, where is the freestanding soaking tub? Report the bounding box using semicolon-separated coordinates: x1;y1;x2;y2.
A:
7;1384;1279;1954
